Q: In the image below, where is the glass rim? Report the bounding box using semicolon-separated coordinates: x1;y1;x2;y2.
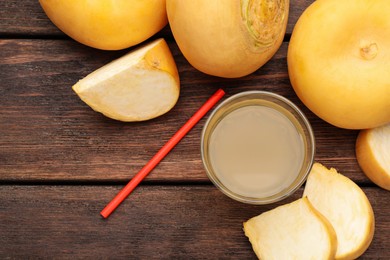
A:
200;90;315;204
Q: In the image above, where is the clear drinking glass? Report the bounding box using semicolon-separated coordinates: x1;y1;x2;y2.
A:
201;91;315;204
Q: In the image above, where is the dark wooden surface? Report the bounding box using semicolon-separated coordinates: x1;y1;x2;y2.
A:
0;0;389;259
0;186;389;259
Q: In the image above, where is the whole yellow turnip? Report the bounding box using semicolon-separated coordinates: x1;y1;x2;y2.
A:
39;0;168;50
167;0;289;78
288;0;390;129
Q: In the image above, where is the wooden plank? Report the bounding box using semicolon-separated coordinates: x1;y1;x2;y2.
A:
0;0;312;37
0;185;388;258
0;39;367;183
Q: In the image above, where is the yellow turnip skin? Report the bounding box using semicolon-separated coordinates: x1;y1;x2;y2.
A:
167;0;289;78
39;0;168;50
288;0;390;129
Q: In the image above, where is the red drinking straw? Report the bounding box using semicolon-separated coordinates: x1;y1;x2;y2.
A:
101;89;225;218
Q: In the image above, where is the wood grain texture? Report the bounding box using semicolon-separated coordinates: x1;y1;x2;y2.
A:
0;39;367;183
0;185;388;259
0;0;312;37
1;1;389;258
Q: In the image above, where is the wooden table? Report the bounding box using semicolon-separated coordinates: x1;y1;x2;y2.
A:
1;1;389;258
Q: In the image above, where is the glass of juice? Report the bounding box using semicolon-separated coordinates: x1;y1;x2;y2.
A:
201;91;315;204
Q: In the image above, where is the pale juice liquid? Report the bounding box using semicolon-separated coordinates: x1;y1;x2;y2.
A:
209;105;305;198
